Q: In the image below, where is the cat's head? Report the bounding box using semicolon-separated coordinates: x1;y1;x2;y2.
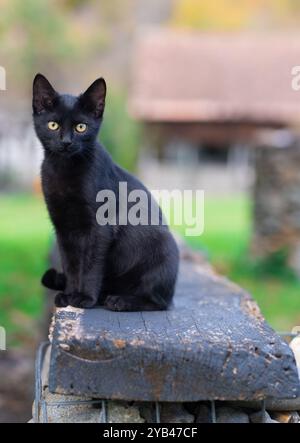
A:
32;74;106;157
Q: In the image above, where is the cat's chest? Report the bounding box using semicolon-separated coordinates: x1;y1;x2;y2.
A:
42;165;95;231
43;172;82;202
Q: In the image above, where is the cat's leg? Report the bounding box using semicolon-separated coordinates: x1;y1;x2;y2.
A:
41;268;67;291
68;290;98;309
54;292;70;307
57;231;110;309
104;249;178;312
55;235;86;308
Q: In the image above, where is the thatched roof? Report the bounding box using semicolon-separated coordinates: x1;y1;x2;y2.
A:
129;30;300;125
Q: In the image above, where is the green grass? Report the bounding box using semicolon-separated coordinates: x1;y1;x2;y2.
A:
0;194;52;345
173;195;300;331
0;193;299;346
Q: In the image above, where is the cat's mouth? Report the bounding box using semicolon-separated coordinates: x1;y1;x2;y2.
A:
48;145;82;157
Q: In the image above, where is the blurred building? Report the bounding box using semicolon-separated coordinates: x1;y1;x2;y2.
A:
130;30;300;191
130;29;300;268
130;30;300;149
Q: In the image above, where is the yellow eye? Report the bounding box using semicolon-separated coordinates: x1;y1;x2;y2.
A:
75;123;87;133
48;121;59;131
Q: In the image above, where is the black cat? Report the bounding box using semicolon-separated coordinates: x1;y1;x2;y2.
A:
33;74;179;311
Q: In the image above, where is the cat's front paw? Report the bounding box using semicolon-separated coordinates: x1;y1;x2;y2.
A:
55;292;70;307
104;295;129;312
69;292;97;309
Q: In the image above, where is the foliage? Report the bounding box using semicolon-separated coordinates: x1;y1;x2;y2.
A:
0;0;77;85
0;194;52;345
171;0;300;30
246;249;296;280
0;0;133;92
99;91;141;172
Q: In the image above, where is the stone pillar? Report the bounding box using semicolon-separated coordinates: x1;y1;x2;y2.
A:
252;131;300;274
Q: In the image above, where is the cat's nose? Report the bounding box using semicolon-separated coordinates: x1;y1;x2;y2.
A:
62;141;72;150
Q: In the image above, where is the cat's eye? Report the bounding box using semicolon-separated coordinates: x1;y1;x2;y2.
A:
75;123;87;133
48;121;59;131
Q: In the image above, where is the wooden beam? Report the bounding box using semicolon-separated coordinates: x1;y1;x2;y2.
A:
48;253;300;401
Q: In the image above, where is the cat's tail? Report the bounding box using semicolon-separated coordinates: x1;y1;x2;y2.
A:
41;268;66;291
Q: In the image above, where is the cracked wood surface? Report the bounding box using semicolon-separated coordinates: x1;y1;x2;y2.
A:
48;254;300;401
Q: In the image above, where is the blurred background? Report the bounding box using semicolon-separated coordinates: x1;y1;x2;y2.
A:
1;0;300;422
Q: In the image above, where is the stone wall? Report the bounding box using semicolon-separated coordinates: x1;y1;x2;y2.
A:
252;135;300;274
33;392;300;423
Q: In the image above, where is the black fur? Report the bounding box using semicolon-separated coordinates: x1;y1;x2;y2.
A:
33;74;179;311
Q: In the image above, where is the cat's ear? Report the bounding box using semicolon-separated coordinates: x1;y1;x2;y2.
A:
80;78;106;118
32;74;58;114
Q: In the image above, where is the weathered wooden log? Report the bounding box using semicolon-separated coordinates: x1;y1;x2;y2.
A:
48;254;300;402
